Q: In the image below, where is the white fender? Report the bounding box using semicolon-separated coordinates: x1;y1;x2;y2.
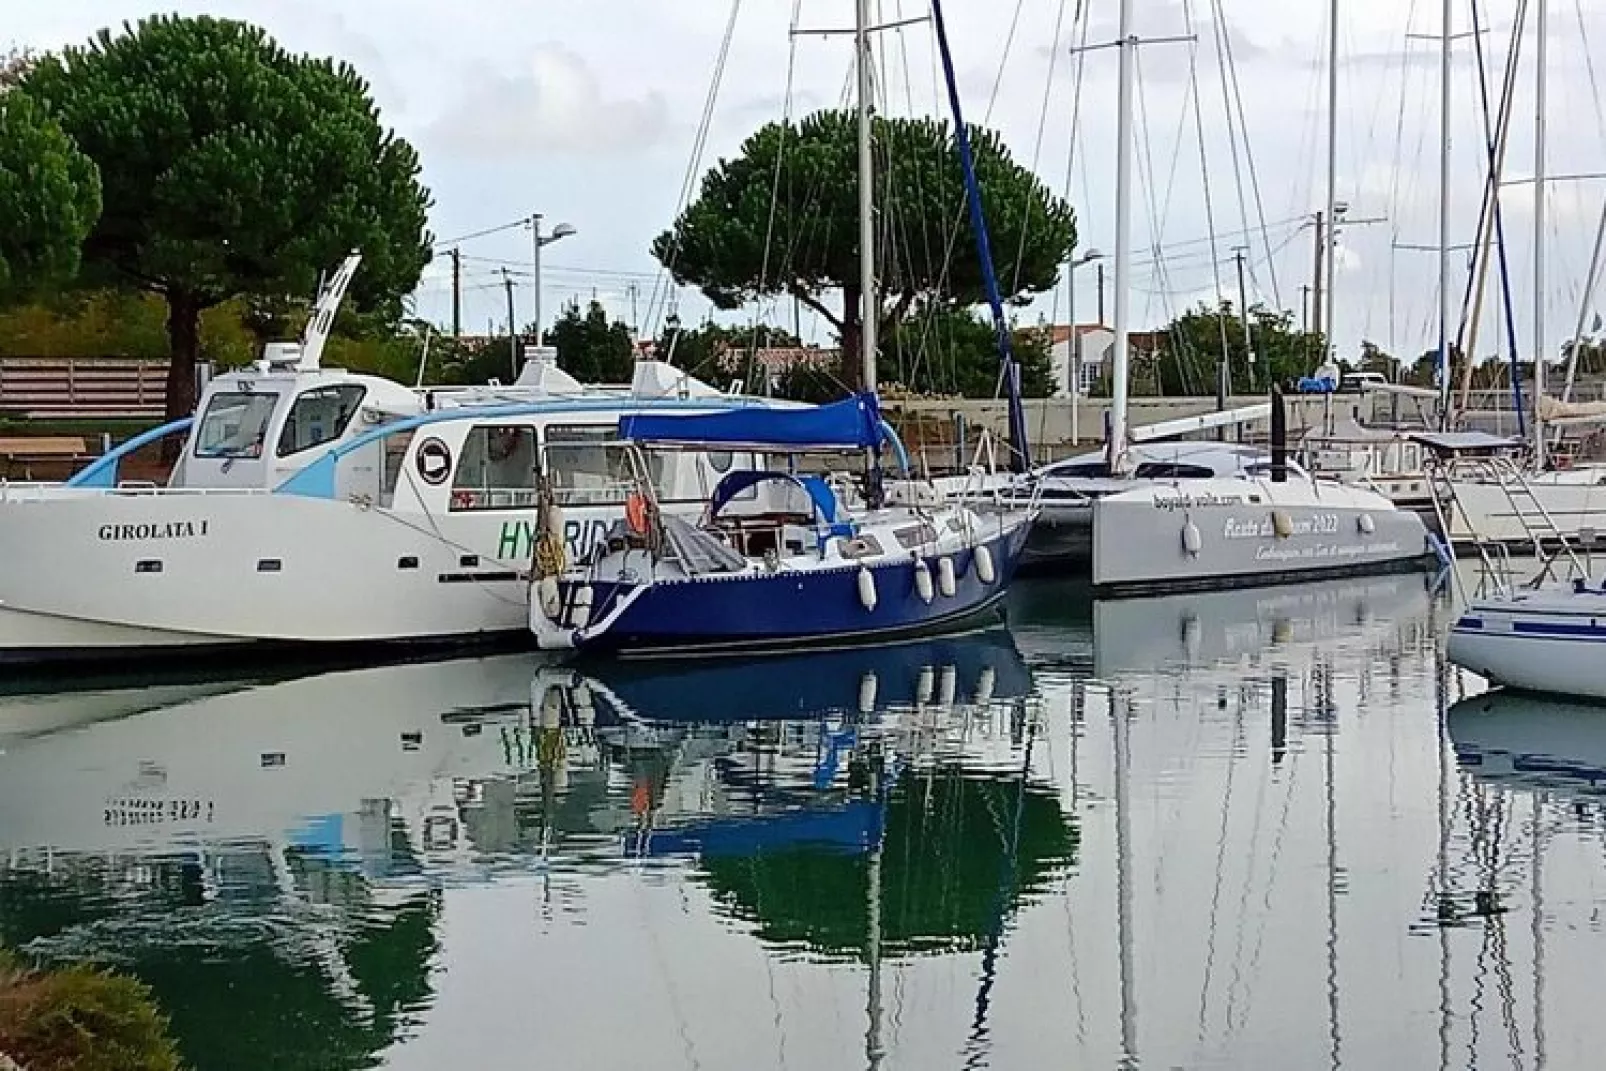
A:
914;558;935;604
1182;521;1203;556
937;556;957;598
857;567;878;612
539;685;564;728
1357;512;1376;534
973;666;996;706
1272;510;1294;538
568;584;594;629
858;670;878;714
572;681;596;726
975;544;997;584
937;664;958;707
537;575;562;620
917;665;935;705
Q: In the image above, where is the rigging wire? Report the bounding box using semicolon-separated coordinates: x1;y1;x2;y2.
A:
1206;0;1279;310
642;0;745;340
1184;0;1237;390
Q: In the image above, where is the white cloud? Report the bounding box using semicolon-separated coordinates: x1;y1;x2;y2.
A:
427;45;671;159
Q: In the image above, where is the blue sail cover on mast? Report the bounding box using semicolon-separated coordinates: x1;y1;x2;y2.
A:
618;393;885;450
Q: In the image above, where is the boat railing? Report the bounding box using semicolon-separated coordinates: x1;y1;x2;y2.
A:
1426;451;1590;598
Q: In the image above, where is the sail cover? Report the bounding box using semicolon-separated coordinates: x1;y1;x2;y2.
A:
618;394;884;450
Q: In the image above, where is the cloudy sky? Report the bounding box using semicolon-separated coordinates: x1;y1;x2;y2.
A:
12;0;1606;368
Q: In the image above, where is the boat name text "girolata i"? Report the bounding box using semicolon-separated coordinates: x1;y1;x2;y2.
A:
97;520;211;541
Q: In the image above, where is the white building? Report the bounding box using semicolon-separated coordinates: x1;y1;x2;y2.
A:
1048;324;1114;399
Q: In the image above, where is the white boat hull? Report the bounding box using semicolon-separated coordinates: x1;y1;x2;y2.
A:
1447;587;1606;700
1090;477;1434;595
0;490;607;663
1442;467;1606;550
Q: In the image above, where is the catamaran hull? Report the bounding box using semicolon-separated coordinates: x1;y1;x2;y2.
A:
1448;598;1606;701
1090;486;1435;597
1020;500;1093;570
554;520;1031;656
0;492;585;667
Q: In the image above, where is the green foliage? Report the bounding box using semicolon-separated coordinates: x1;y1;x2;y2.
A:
21;14;433;419
545;300;635;384
0;91;101;301
1142;301;1325;396
882;305;1054;398
652;109;1076;387
1356;339;1400;380
697;765;1077;959
0;950;181;1071
651;316;802;387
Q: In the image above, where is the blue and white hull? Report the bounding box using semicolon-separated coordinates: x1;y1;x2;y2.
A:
539;517;1031;657
1447;583;1606;701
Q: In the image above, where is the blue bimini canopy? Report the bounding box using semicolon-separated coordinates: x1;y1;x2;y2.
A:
618;393;884;451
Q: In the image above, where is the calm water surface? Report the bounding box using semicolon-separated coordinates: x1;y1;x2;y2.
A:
0;573;1599;1069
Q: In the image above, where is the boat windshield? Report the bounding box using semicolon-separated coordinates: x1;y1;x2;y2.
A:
194;391;280;459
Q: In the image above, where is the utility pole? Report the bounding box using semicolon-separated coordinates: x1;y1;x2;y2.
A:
1097;263;1106;324
450;247;462;338
1233;245;1256;389
1310;211;1325;348
502;269;518;378
1300;285;1312;334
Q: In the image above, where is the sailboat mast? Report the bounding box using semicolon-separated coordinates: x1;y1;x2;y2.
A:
1438;0;1453;422
1323;0;1339;364
1533;0;1548;466
856;0;878;394
1108;0;1135;471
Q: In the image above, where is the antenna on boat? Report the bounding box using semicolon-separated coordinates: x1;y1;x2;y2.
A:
414;325;434;389
297;250;363;372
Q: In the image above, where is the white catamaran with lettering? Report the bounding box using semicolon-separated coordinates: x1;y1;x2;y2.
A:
0;255;808;665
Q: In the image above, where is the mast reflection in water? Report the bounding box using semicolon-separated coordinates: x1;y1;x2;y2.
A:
2;574;1605;1069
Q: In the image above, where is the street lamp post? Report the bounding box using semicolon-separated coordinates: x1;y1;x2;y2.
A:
530;213;578;351
1067;248;1105;444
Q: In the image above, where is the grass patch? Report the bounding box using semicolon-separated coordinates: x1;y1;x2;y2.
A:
0;418;158;441
0;950;181;1071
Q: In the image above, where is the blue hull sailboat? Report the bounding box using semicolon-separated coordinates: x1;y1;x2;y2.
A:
528;394;1034;655
528;0;1042;658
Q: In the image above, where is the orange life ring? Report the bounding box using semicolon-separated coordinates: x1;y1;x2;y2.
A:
625;492;650;535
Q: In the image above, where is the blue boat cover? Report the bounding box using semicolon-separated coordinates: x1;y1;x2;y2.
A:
618;393;883;450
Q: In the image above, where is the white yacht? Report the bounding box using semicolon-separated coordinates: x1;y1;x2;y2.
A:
918;439;1274;570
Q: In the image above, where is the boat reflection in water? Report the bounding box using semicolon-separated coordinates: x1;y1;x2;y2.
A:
1448;688;1606;801
0;628;1072;1069
1088;570;1438;683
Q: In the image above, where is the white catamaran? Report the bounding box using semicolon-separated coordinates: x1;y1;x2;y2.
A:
0;259;805;666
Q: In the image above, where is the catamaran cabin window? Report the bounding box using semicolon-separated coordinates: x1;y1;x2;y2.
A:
277;385;367;457
543;425;638;506
449;425;540;511
194;392;279;459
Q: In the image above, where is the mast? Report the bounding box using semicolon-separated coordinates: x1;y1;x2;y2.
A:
1112;688;1138;1068
856;0;878;394
1323;0;1339;368
1108;0;1135;472
1533;0;1548;466
930;0;1033;471
1437;0;1453;424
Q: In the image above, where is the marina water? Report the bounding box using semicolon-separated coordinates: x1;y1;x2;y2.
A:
0;574;1595;1070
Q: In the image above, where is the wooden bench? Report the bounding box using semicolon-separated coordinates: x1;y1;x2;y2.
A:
0;436;90;480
